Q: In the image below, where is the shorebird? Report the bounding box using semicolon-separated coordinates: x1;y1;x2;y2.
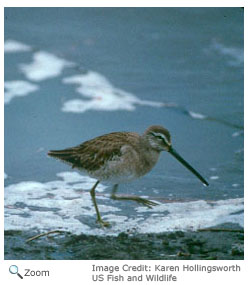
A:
48;125;208;227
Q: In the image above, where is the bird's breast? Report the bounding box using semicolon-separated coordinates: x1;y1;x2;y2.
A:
134;148;160;177
116;144;160;178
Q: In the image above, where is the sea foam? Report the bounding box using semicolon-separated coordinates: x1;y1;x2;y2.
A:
4;171;244;236
19;51;75;81
4;80;39;104
4;39;32;53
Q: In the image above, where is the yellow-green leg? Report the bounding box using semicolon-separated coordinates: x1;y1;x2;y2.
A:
111;184;158;208
90;181;110;227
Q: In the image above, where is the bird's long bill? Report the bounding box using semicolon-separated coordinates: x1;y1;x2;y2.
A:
168;147;209;186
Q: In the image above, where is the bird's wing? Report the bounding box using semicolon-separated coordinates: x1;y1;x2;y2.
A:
48;132;139;172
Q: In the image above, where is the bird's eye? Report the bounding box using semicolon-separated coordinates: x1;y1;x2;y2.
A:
156;135;169;145
150;132;169;145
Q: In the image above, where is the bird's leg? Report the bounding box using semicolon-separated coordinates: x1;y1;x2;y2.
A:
90;181;110;227
110;184;158;208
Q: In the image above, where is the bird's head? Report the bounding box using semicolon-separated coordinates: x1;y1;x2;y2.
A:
144;125;209;186
144;125;172;152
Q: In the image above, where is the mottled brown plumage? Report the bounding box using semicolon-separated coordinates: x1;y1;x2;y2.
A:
48;125;208;227
49;132;139;173
48;127;167;183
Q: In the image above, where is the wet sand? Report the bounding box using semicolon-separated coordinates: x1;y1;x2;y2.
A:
5;224;243;260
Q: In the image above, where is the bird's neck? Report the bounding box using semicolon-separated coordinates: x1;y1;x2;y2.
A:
136;136;161;174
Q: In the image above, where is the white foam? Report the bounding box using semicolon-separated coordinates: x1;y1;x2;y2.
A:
4;80;39;104
5;45;183;115
209;40;243;67
62;71;164;113
19;51;75;81
4;39;32;53
232;131;243;137
188;111;207;119
4;172;243;235
210;176;219;180
56;171;107;192
136;198;244;233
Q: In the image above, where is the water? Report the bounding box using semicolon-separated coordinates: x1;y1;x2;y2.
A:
4;8;244;258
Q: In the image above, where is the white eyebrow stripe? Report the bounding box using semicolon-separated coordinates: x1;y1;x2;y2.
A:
151;132;170;144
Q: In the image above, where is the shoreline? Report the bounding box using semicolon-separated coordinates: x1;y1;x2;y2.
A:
5;225;243;260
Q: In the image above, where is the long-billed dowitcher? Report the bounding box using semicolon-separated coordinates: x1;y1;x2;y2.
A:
48;125;208;227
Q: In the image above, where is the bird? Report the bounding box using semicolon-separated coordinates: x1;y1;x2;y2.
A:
48;125;209;227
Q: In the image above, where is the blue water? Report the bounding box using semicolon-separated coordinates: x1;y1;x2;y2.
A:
4;8;244;236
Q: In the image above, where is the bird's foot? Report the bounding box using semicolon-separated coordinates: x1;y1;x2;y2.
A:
97;219;110;228
131;196;158;208
111;194;158;208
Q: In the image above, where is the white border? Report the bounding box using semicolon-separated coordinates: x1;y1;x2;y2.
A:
1;1;246;285
1;0;246;7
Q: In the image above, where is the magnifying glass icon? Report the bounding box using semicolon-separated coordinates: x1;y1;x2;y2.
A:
9;265;23;279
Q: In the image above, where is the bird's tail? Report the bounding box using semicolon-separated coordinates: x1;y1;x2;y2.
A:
47;149;78;167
